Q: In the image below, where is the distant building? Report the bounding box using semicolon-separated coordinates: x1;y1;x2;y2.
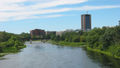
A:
64;29;74;32
81;14;91;31
30;29;45;38
56;29;75;36
46;31;56;35
56;31;64;36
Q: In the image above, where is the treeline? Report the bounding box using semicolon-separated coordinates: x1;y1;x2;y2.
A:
43;26;120;58
0;32;30;54
24;25;120;58
86;26;120;57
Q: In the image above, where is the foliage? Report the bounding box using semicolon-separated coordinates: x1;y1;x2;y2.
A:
46;26;120;58
25;25;120;58
0;32;26;54
85;26;120;57
19;32;31;41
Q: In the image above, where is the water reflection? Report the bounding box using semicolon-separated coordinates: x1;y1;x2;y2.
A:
0;58;7;60
0;41;120;68
85;49;120;68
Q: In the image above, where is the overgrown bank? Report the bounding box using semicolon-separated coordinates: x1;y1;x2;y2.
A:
43;26;120;59
0;32;30;57
30;25;120;59
49;40;120;59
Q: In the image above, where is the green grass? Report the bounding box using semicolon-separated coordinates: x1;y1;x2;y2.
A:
0;53;8;57
3;45;26;53
49;40;120;59
86;46;120;59
0;45;26;57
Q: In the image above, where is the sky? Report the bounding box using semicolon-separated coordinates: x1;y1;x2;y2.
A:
0;0;120;34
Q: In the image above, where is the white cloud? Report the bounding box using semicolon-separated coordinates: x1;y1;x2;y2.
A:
0;0;87;21
13;14;65;20
30;0;88;9
42;14;65;18
74;5;120;11
0;0;120;22
0;0;87;11
0;8;71;21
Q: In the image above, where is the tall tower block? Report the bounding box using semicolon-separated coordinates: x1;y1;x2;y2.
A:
81;14;91;31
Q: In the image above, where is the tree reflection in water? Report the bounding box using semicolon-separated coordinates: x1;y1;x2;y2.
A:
84;48;120;68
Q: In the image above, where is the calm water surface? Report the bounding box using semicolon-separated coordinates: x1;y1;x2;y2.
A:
0;41;120;68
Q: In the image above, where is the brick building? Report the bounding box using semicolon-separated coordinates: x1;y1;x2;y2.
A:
30;29;45;38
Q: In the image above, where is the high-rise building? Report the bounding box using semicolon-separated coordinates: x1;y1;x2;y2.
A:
81;14;91;31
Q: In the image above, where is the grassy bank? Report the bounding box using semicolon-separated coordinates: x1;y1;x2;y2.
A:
0;32;29;57
0;45;26;57
2;45;26;53
48;40;120;59
86;46;120;59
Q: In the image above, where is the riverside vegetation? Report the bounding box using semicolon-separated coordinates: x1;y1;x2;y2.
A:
1;26;120;59
7;25;120;59
32;26;120;59
0;32;30;57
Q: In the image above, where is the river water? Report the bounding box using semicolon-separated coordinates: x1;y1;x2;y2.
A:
0;41;120;68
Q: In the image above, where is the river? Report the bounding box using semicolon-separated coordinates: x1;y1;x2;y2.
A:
0;41;120;68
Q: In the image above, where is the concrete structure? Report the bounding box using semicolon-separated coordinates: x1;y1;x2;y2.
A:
81;14;91;31
30;29;45;38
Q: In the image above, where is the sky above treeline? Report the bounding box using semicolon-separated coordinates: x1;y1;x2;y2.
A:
0;0;120;34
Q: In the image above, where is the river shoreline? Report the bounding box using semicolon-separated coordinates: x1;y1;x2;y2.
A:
48;40;120;59
0;41;120;68
0;45;26;57
86;47;120;59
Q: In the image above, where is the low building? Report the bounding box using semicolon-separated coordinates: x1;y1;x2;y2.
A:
46;31;56;35
56;29;74;36
30;29;45;38
56;31;64;36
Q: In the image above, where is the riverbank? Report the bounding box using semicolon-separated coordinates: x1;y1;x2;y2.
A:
0;45;26;57
48;40;120;59
86;47;120;59
0;31;29;58
2;41;119;68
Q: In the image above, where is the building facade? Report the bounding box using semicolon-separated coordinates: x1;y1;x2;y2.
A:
81;14;91;31
30;29;45;38
56;31;64;36
46;31;56;35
